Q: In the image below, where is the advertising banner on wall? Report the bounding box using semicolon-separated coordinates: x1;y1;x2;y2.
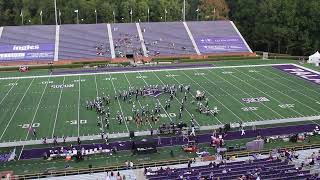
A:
0;44;54;61
196;37;249;53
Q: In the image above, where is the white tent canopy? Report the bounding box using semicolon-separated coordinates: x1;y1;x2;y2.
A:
308;51;320;66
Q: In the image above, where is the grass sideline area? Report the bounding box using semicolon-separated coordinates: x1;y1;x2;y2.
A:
1;135;320;176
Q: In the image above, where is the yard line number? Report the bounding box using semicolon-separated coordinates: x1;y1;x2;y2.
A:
278;104;295;108
67;120;87;125
19;123;40;128
241;107;258;112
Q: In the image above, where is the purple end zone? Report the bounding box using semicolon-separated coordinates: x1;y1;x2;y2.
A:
273;64;320;85
19;123;317;160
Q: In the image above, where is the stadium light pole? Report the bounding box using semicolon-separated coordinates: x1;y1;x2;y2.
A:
20;10;24;25
183;0;186;22
130;9;133;23
59;10;62;25
164;8;167;22
113;11;116;23
74;10;79;24
147;8;150;23
54;0;58;25
196;7;199;21
94;9;97;24
40;10;43;24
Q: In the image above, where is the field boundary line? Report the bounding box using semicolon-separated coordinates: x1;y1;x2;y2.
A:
0;63;295;80
94;74;105;135
237;68;319;116
215;68;285;119
165;70;223;125
109;74;129;133
51;77;66;138
260;69;320;100
2;115;320;148
151;71;200;126
182;70;243;123
0;79;19;106
19;77;51;160
138;72;175;123
0;78;35;140
123;73;153;128
77;76;81;137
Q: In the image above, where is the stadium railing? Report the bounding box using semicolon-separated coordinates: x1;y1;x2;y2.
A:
225;143;320;159
13;143;320;179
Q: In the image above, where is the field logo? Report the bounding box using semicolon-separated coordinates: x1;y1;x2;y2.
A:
242;97;270;103
144;88;163;98
273;65;320;85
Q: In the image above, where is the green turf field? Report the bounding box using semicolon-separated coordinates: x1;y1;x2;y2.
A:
0;63;319;145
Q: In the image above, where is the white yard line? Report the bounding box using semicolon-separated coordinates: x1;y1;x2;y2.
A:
138;72;172;122
263;68;320;96
51;77;66;138
251;70;320;114
202;69;264;121
210;69;285;119
109;74;129;133
137;72;174;123
0;78;35;140
24;78;50;140
2;115;320;147
0;63;295;80
123;73;153;128
182;70;244;123
165;70;223;125
77;76;81;137
0;79;19;106
19;77;51;160
234;68;314;117
151;71;201;127
94;74;105;133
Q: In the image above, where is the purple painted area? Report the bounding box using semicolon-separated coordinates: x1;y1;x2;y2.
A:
144;88;163;97
196;37;248;53
273;64;320;85
19;123;317;160
52;63;214;75
0;44;54;61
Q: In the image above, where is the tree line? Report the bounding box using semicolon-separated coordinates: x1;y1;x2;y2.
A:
0;0;318;55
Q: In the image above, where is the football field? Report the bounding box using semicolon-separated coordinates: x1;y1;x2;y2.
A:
0;63;319;145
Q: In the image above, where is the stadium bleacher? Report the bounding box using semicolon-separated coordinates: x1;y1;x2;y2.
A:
111;23;143;57
146;158;315;180
0;25;56;61
140;22;196;56
187;21;252;54
0;21;253;62
59;24;111;60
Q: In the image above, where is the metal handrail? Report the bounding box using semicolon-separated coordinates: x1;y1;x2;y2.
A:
14;143;320;179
